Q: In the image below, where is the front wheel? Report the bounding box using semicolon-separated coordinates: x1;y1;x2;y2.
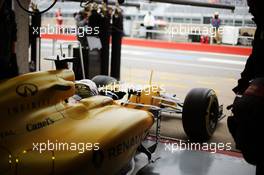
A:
182;88;219;142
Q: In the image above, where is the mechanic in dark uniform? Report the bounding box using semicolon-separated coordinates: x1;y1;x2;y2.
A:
0;0;18;80
228;0;264;174
74;9;90;47
111;8;124;80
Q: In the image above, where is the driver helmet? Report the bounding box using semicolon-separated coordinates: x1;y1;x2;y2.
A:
75;79;98;99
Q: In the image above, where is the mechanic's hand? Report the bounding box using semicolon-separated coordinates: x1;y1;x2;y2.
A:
232;78;250;95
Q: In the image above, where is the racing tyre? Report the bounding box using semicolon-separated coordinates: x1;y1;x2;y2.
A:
182;88;219;142
92;75;117;88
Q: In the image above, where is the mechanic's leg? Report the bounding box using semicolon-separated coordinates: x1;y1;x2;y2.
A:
145;30;149;39
146;27;149;39
216;30;221;44
149;26;153;39
231;96;263;165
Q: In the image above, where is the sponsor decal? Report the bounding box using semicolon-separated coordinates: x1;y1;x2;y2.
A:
26;118;55;132
108;134;144;159
0;130;15;139
16;83;38;97
7;98;50;115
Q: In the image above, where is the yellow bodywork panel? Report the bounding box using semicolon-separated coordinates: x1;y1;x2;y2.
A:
0;70;154;175
129;86;161;106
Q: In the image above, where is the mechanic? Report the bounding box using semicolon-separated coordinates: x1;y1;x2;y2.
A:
74;8;90;47
228;0;264;174
211;12;221;44
55;8;63;28
144;11;155;39
0;0;19;80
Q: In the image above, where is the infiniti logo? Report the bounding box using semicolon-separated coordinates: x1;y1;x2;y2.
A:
16;83;38;97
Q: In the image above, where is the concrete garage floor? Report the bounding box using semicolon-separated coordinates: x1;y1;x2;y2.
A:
133;140;255;175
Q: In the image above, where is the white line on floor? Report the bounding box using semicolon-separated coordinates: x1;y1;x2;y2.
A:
198;58;246;65
123;57;242;71
122;50;147;56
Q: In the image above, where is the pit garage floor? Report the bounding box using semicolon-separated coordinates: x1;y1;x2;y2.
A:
133;139;255;175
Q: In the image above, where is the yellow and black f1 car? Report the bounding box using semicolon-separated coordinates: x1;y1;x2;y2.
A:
0;55;224;174
0;69;153;175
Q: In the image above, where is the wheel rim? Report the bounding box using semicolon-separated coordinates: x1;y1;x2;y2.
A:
207;98;218;134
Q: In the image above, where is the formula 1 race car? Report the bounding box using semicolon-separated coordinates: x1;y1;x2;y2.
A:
47;53;224;142
0;70;153;175
0;55;224;174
